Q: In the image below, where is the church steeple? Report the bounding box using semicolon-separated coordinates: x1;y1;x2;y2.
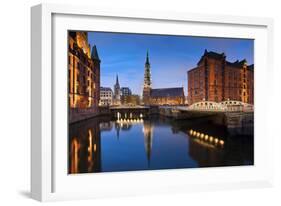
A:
142;50;152;105
116;75;120;86
145;50;150;65
114;74;121;105
144;50;151;88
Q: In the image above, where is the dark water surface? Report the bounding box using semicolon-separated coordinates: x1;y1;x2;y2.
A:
68;116;253;174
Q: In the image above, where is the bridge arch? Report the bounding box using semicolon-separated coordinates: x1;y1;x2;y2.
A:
188;100;254;112
219;100;254;112
110;106;150;120
188;101;226;111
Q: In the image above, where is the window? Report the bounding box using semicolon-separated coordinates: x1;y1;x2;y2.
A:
83;76;86;83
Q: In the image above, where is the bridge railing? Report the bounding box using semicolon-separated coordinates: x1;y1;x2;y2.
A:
176;100;254;112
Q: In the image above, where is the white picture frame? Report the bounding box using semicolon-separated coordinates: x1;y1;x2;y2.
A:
31;3;274;202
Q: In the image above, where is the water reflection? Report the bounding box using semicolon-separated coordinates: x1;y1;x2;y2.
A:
69;118;102;173
189;129;224;147
142;120;153;166
70;138;79;173
69;116;253;174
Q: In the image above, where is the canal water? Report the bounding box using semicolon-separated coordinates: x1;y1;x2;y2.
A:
69;115;254;174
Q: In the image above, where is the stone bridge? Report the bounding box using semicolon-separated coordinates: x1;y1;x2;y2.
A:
158;100;254;135
187;100;254;112
109;105;150;120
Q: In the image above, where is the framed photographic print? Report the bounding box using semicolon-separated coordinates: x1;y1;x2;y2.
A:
31;3;274;201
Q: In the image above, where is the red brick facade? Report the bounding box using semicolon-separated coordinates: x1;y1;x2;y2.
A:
68;31;100;109
188;50;254;105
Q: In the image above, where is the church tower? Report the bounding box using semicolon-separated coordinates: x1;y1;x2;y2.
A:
142;51;152;105
114;75;121;105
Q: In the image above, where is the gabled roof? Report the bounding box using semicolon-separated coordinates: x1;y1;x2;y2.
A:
247;64;254;70
197;49;226;65
151;87;184;98
226;59;247;68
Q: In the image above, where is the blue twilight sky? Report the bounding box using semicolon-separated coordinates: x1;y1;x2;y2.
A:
88;32;254;96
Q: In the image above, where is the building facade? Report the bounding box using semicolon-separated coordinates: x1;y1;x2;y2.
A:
142;52;185;106
149;88;185;105
99;87;113;106
121;94;141;106
68;31;100;109
188;50;254;105
121;87;132;96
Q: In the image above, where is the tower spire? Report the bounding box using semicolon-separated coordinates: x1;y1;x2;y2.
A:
114;74;121;105
146;50;150;65
116;74;119;85
142;50;152;105
144;50;151;88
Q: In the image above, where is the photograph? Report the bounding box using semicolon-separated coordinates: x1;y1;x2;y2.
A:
68;31;254;174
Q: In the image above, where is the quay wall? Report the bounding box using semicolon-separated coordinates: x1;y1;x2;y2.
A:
69;107;111;124
70;106;254;137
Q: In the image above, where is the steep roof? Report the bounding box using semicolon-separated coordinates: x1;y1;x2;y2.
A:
226;59;247;68
100;87;113;92
151;87;184;98
197;49;225;65
91;45;100;61
247;64;254;70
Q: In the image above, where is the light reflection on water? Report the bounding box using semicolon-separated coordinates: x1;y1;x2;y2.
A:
68;116;253;174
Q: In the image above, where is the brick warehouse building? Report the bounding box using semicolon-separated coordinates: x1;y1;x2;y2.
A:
68;31;100;109
188;50;254;105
